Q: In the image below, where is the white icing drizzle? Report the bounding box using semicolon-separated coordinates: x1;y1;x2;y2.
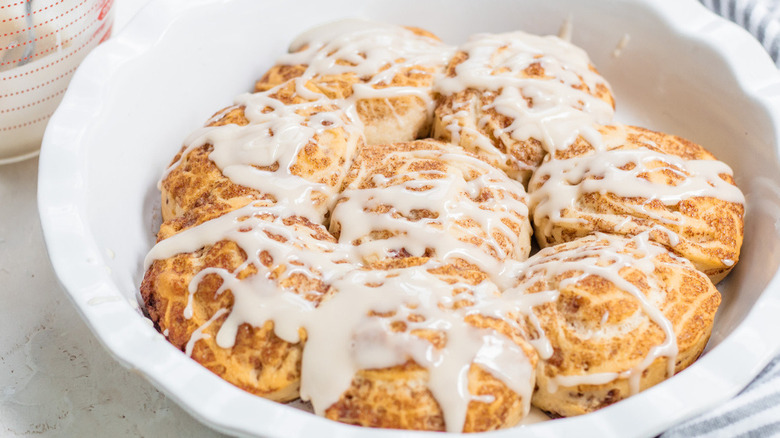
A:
299;264;535;432
281;18;455;118
331;147;531;289
503;232;680;395
145;202;349;272
185;308;228;357
146;200;535;431
547;371;620;393
161;90;360;223
147;201;354;342
529;137;746;239
500;289;560;359
435;31;614;157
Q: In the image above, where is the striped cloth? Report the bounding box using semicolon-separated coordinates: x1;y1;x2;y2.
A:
663;357;780;437
700;0;780;65
663;2;780;436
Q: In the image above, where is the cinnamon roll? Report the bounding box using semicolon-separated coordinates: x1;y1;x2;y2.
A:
141;201;351;402
316;258;538;432
505;233;720;417
330;139;533;287
529;124;745;283
160;80;363;224
433;31;615;185
255;19;455;145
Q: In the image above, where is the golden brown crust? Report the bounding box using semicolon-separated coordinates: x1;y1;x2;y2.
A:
141;208;338;402
254;27;449;145
432;49;615;186
331;139;533;269
530;124;744;283
322;258;538;432
510;234;720;417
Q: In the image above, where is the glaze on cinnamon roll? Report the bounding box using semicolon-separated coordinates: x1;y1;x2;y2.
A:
528;124;745;283
330;139;533;288
504;233;720;417
256;19;455;145
433;31;615;185
160;80;363;224
317;258;538;432
141;201;352;402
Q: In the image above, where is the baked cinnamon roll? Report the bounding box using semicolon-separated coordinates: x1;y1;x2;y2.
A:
160;80;363;224
433;31;615;185
255;19;455;145
330;139;533;287
315;258;538;432
504;233;720;417
141;201;352;402
529;124;745;283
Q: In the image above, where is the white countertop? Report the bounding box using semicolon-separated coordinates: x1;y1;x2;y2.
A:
0;1;226;436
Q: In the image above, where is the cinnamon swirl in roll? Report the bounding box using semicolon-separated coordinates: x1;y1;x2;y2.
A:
505;233;720;417
256;19;455;145
160;80;363;224
330;139;533;287
529;124;745;283
432;31;615;185
141;201;352;402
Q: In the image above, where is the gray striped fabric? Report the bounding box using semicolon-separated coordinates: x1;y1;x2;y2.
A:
663;357;780;437
662;2;780;436
700;0;780;65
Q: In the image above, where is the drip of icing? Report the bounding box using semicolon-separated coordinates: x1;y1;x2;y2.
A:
529;142;746;238
161;91;360;223
185;308;228;357
547;371;620;393
332;148;531;289
279;19;456;118
503;232;680;395
435;31;614;155
298;263;535;433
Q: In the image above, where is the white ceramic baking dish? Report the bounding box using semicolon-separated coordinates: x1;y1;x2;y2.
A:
38;0;780;436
